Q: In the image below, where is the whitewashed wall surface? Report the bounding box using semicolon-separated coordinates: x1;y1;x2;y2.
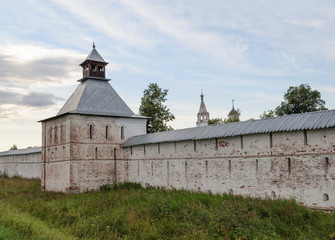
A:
0;147;42;179
123;128;335;210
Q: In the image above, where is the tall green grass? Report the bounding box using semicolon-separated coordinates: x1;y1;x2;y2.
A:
0;177;334;239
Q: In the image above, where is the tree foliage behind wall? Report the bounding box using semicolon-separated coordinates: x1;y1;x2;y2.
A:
275;84;327;116
208;118;223;125
139;83;175;133
9;144;17;151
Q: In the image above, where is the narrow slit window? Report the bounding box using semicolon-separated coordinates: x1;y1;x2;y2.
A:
304;130;308;146
256;159;259;172
215;138;218;150
269;133;273;148
240;136;244;149
95;147;98;159
185;161;188;176
144;144;146;155
288;158;291;174
121;126;124;139
130;146;133;155
194;140;197;152
105;126;108;139
205;160;209;177
89;125;93;139
325;157;329;172
229;160;232;174
158;143;160;154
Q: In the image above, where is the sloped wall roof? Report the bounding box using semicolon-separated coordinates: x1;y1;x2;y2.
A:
123;109;335;147
0;147;42;157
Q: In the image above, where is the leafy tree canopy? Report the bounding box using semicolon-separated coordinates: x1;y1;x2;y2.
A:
260;110;275;119
9;144;17;150
139;83;175;133
275;84;327;116
208;118;223;125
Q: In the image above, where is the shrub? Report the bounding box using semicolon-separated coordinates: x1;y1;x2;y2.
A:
0;171;8;178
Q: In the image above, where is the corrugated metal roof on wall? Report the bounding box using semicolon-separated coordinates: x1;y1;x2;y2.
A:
123;109;335;147
0;147;42;157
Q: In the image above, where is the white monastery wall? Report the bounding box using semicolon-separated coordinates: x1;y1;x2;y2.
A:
0;149;41;179
2;114;335;210
123;128;335;209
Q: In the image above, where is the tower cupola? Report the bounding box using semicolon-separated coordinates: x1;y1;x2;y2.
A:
80;43;108;79
196;90;210;127
228;99;240;121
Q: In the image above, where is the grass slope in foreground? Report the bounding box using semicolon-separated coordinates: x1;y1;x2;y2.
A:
0;177;335;240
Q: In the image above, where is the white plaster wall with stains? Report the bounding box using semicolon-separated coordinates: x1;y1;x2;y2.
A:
123;129;335;209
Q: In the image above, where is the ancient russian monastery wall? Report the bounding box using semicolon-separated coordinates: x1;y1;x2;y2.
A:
0;148;42;179
123;128;335;209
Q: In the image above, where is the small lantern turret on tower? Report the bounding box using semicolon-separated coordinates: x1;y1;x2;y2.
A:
79;43;108;79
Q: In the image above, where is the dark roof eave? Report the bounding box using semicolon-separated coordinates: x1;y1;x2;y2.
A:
39;112;149;122
77;77;111;82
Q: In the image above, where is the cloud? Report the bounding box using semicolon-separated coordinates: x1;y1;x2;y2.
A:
0;105;22;119
21;92;63;107
0;43;85;87
0;89;63;107
51;0;335;77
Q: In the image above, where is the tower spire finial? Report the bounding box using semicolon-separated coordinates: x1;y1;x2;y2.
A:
92;42;96;49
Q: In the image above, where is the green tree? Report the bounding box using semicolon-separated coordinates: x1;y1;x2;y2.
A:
275;84;327;116
260;110;275;119
208;118;223;125
139;83;175;133
9;144;17;150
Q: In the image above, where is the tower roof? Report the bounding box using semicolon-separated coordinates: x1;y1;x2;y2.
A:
198;91;208;113
56;78;137;118
80;43;107;65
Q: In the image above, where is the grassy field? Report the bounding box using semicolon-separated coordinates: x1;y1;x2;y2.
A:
0;177;334;239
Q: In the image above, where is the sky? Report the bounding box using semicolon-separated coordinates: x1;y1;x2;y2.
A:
1;0;335;151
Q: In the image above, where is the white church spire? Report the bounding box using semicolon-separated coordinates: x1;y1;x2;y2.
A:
196;90;210;127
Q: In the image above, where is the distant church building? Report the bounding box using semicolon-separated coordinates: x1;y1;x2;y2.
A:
196;91;210;127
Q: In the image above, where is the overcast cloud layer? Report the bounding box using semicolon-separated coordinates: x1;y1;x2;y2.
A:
1;0;335;150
